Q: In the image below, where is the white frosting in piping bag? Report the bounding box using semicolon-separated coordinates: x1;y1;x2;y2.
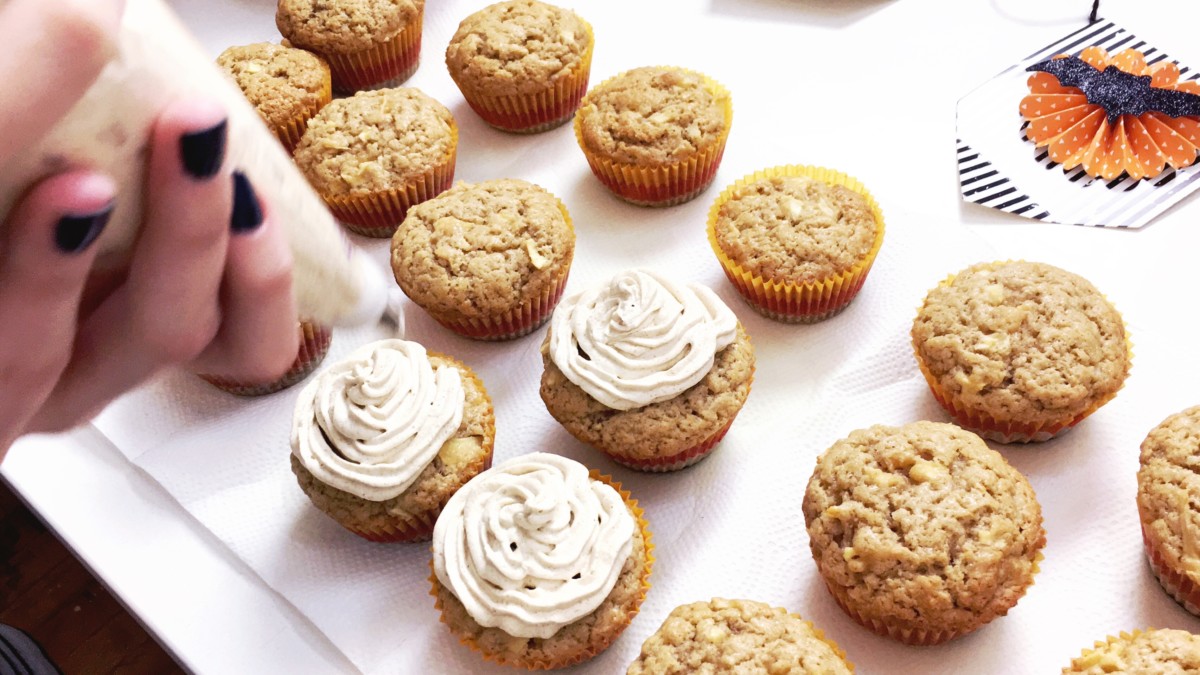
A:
432;453;636;639
291;339;464;502
548;269;737;411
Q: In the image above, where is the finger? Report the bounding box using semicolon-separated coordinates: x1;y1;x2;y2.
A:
0;0;125;163
193;181;300;382
29;99;231;430
0;171;115;450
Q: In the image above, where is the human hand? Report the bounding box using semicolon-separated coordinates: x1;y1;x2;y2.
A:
0;0;299;456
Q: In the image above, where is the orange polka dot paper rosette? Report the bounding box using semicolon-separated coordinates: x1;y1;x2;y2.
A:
707;165;885;324
429;471;654;670
200;321;332;396
1021;46;1200;180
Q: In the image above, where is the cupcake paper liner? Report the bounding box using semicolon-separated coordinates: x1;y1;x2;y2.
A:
430;471;654;670
911;268;1132;444
1066;630;1155;671
275;65;332;154
798;618;855;673
574;67;732;207
1142;525;1200;616
326;13;423;93
452;20;594;133
707;165;885;324
201;321;332;396
822;535;1044;645
325;121;458;238
602;417;735;473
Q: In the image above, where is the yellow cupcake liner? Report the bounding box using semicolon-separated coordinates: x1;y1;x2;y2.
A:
325;119;458;238
414;199;574;340
1142;524;1200;616
200;321;332;396
707;165;885;323
326;12;423;93
822;531;1045;645
430;471;654;670
452;20;594;134
275;60;332;153
1065;629;1158;671
574;67;732;207
911;264;1133;443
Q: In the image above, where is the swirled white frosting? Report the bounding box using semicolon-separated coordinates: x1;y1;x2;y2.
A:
548;269;737;411
431;452;636;639
291;339;464;502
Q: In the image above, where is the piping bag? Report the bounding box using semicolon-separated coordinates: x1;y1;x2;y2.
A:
0;0;389;327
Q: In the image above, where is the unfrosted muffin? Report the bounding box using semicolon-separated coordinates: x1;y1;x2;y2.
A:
276;0;425;92
216;42;332;152
540;270;754;472
803;421;1045;645
431;452;653;670
1064;629;1200;674
294;87;457;237
446;0;594;133
627;598;853;675
574;66;732;206
912;261;1130;443
200;320;331;396
1138;405;1200;616
708;165;885;323
390;179;575;340
290;339;495;542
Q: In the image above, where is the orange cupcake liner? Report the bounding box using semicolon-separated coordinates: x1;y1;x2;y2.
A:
326;13;423;93
602;415;736;473
797;617;855;672
1066;630;1157;670
430;471;654;669
707;165;885;324
1142;525;1200;616
453;21;594;133
325;122;458;238
201;321;332;396
574;68;732;207
275;63;332;153
822;538;1044;645
911;268;1132;444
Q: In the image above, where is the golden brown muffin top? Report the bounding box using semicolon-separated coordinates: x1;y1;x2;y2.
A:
1138;406;1200;583
1064;629;1200;674
445;0;591;97
802;422;1044;638
577;66;729;165
713;175;878;284
627;598;853;675
912;261;1129;429
217;43;330;130
276;0;423;54
294;87;455;197
391;179;574;321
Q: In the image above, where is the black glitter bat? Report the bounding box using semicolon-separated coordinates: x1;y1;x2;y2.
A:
1026;56;1200;122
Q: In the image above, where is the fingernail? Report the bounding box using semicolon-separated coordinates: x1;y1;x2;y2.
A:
180;119;228;179
230;171;263;233
55;202;114;254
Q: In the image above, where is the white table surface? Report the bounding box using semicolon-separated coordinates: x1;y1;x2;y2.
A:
7;0;1200;673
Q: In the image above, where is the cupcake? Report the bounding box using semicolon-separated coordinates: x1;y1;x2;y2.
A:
707;165;885;323
803;421;1045;645
574;66;732;207
446;0;594;133
627;598;854;674
539;270;754;472
294;87;457;238
911;261;1131;443
1138;405;1200;615
1064;629;1200;673
275;0;425;93
391;179;575;340
431;452;653;669
200;320;332;396
290;339;495;542
216;42;332;153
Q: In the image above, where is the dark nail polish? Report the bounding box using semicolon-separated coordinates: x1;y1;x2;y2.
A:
54;202;114;254
230;171;263;233
179;119;228;179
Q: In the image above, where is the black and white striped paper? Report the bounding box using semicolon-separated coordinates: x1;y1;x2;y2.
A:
956;18;1200;228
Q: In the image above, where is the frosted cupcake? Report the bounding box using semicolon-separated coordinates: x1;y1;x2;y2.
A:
1064;629;1200;673
290;339;495;542
539;270;754;472
1138;405;1200;616
431;452;653;669
216;43;332;153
